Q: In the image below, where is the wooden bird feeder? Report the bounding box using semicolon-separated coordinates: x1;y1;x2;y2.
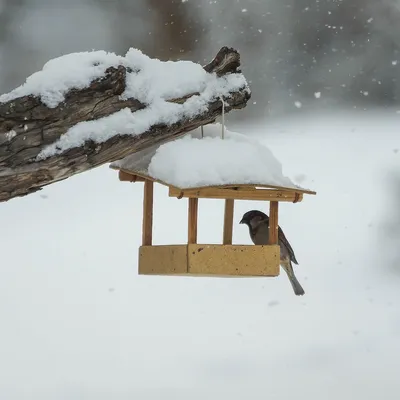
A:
110;127;316;278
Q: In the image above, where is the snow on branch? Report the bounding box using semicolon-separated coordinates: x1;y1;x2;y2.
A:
0;46;250;203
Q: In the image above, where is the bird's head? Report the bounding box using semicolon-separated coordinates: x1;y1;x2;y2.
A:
239;210;269;228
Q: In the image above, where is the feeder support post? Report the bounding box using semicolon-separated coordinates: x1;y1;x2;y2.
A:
223;199;235;244
142;179;154;246
188;198;198;244
268;201;279;245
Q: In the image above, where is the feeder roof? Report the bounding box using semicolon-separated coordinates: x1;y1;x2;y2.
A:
110;124;315;194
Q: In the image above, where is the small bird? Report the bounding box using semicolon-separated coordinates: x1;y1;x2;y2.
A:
239;210;305;296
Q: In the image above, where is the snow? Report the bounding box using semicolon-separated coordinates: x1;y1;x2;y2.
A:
1;110;400;400
16;48;248;159
0;48;248;160
5;129;16;140
2;48;233;108
0;50;125;107
112;123;307;190
294;101;302;108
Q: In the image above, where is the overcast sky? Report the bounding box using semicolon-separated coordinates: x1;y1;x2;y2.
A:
1;0;400;118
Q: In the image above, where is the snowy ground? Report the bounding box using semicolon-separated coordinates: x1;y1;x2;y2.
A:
1;109;400;400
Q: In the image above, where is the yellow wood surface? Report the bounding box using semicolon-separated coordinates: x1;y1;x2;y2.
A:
269;201;279;245
223;199;234;244
169;187;304;202
139;245;188;275
118;170;145;182
138;244;280;277
142;180;154;246
188;198;198;244
110;166;317;195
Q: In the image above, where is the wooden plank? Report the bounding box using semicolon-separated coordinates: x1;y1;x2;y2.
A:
120;169;184;192
169;186;303;202
121;168;152;182
118;170;145;182
138;244;280;277
119;170;133;182
139;245;188;275
111;166;317;195
142;180;154;246
188;198;198;244
232;186;257;191
223;199;234;244
188;244;280;277
269;201;279;245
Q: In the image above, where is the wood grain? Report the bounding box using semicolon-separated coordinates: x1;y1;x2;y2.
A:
114;169;317;195
269;201;279;245
142;180;154;246
118;170;145;182
169;187;304;202
139;245;188;275
223;199;234;244
138;244;280;277
0;47;250;203
188;198;198;244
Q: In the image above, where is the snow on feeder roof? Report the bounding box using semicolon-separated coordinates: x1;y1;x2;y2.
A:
110;124;315;195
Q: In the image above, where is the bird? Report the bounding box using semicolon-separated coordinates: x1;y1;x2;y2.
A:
239;210;305;296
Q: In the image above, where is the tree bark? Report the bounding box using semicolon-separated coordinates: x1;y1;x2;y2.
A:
0;46;250;203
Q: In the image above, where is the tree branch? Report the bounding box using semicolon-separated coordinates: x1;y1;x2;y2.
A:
0;46;250;202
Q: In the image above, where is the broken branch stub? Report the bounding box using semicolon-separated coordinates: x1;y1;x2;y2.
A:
0;46;251;203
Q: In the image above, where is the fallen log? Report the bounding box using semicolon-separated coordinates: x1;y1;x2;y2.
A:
0;46;250;203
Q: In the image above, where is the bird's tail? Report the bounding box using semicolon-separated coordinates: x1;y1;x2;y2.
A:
281;260;305;296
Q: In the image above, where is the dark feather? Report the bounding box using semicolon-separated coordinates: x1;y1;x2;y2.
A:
278;225;298;265
240;209;299;265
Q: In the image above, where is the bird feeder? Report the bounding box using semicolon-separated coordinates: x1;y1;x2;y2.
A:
110;125;316;278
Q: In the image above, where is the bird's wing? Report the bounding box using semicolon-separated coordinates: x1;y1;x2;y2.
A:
251;221;269;245
278;226;299;264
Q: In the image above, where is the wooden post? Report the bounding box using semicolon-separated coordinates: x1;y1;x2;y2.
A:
269;201;279;245
188;198;198;244
142;179;154;246
223;199;234;244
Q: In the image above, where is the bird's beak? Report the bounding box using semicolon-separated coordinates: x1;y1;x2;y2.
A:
239;218;244;224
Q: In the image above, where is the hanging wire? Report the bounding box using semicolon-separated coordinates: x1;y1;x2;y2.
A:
220;96;225;139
